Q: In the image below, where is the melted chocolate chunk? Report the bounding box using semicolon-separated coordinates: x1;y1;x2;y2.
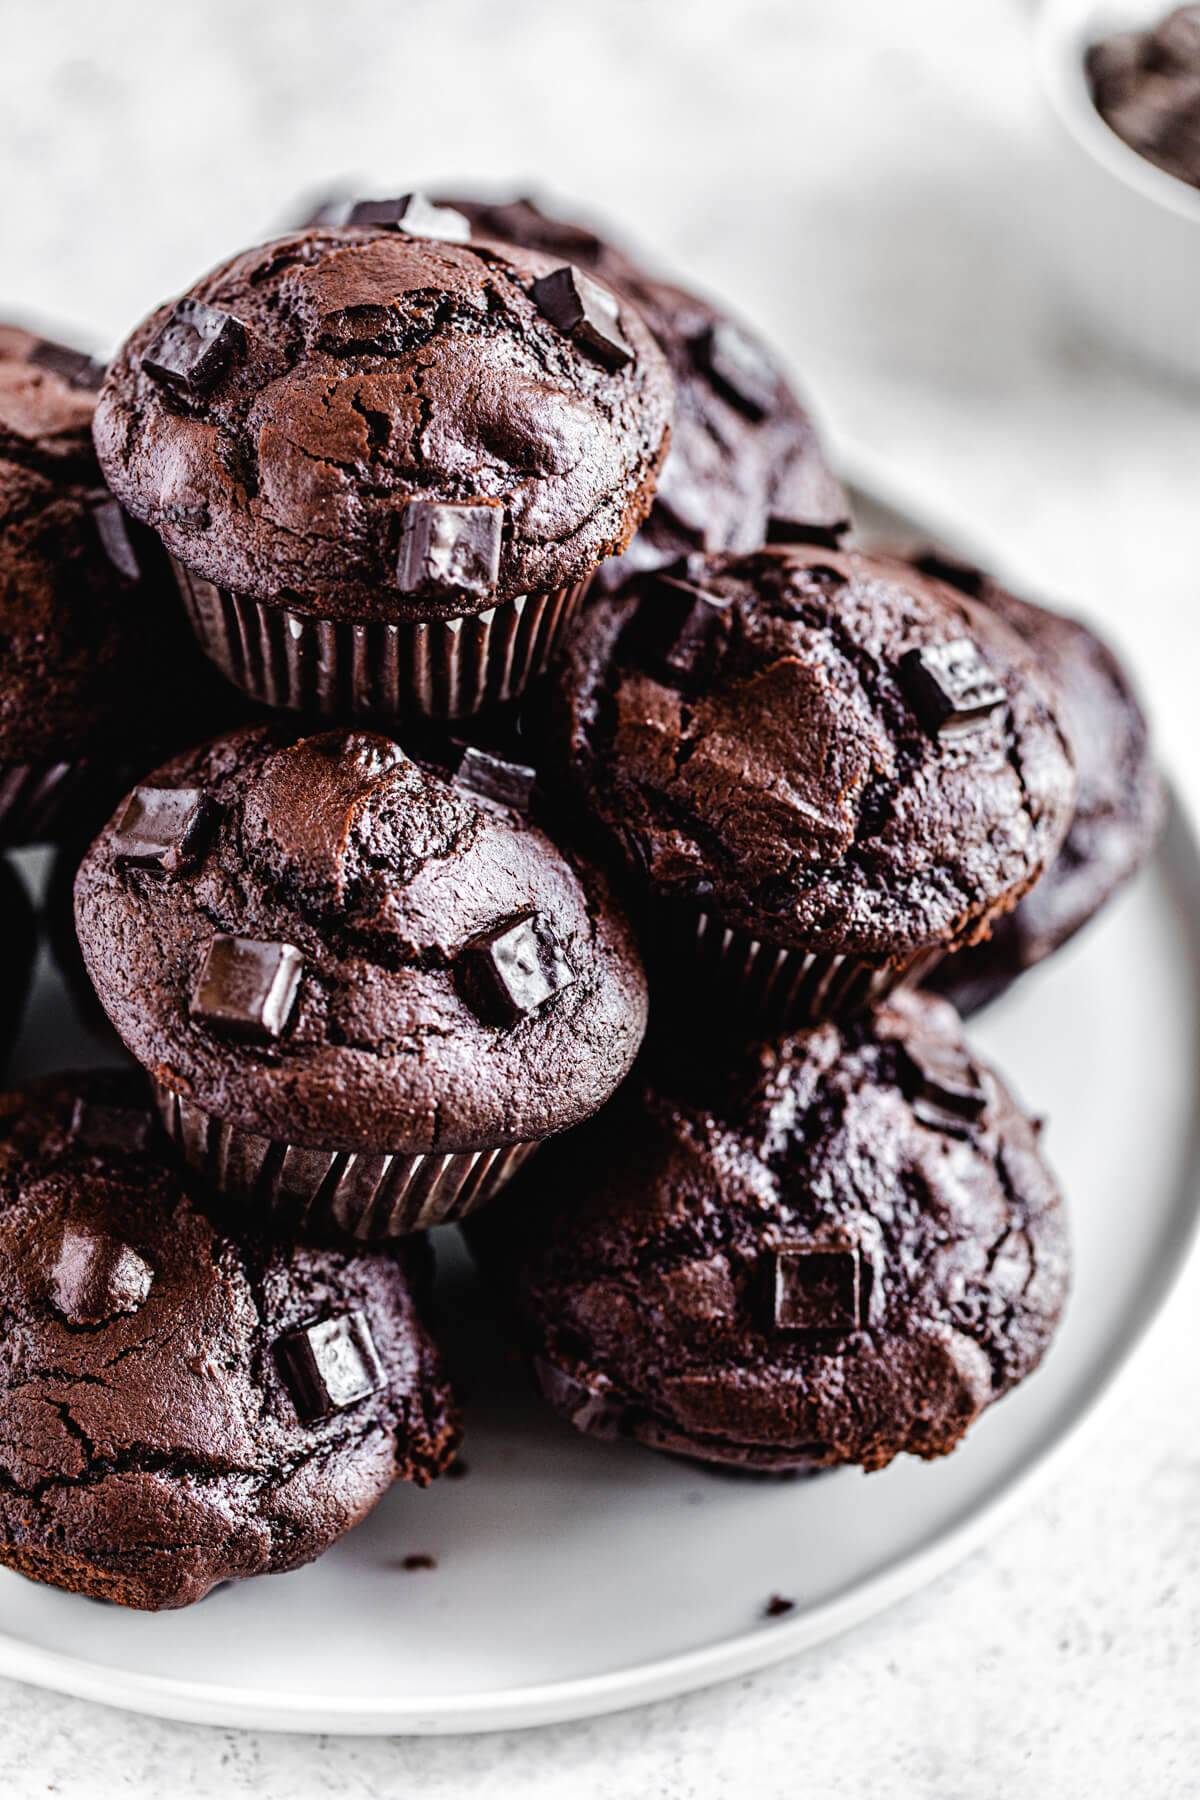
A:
111;787;215;875
68;1098;156;1157
90;498;141;582
771;1246;863;1333
447;744;536;812
900;639;1007;738
142;299;246;395
395;500;502;598
630;575;732;684
533;1356;626;1439
346;193;471;241
28;338;106;390
905;1039;988;1136
461;913;577;1024
277;1310;386;1420
698;320;778;419
529;265;633;370
50;1227;154;1325
189;935;303;1042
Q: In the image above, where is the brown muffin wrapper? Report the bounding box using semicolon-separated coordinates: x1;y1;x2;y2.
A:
171;558;590;723
663;905;944;1028
0;757;130;849
153;1081;541;1238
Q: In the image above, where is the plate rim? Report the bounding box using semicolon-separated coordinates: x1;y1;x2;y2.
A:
2;461;1196;1736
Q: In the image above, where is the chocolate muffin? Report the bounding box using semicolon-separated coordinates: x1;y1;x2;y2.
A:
0;325;220;845
0;1072;459;1610
428;192;849;584
552;546;1078;1026
1087;7;1200;190
0;858;36;1066
912;553;1164;1014
73;723;649;1236
470;990;1069;1473
93;217;674;723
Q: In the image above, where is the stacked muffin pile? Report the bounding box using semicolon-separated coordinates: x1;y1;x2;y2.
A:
0;193;1161;1609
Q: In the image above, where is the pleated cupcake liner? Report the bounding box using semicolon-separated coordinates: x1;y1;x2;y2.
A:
658;904;944;1029
0;757;131;849
171;558;589;724
152;1081;541;1238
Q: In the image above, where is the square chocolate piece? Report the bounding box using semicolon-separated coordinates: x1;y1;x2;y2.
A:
346;193;470;242
699;320;778;418
142;298;246;395
68;1098;156;1157
529;265;633;370
771;1245;863;1334
461;912;577;1023
90;498;141;582
29;337;106;390
396;500;502;599
905;1040;988;1136
448;745;536;813
277;1311;386;1421
189;935;303;1042
631;575;732;685
51;1228;154;1326
900;639;1007;738
112;786;214;876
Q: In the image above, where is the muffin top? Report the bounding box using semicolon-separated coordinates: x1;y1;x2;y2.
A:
0;325;229;770
93;225;675;621
470;989;1069;1472
915;552;1163;1010
74;723;649;1152
0;1071;458;1608
433;193;849;584
553;545;1078;960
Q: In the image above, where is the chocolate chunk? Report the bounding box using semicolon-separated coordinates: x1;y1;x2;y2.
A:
50;1227;154;1325
346;193;471;242
461;913;577;1023
900;639;1006;738
529;265;633;370
189;935;303;1041
277;1310;386;1420
698;320;777;419
395;499;502;599
28;338;106;390
771;1246;863;1333
912;549;988;599
764;1594;795;1618
111;786;215;875
447;744;536;812
68;1098;155;1157
631;575;732;684
905;1039;988;1136
312;730;409;783
90;498;141;582
765;513;844;551
142;299;246;395
532;1356;625;1439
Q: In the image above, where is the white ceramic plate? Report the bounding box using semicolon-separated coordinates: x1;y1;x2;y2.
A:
0;472;1196;1735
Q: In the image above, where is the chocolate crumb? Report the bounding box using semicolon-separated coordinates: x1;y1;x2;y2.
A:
401;1553;437;1572
764;1594;795;1618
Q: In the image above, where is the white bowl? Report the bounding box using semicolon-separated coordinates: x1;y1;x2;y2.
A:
1035;0;1200;379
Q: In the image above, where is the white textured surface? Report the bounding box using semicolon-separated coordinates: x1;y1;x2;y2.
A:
1;0;1198;1792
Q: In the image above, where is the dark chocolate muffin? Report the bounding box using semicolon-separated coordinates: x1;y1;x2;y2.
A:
73;723;649;1235
469;990;1069;1473
1087;6;1200;190
93;220;674;721
0;1071;459;1610
0;325;226;845
552;545;1078;1025
914;554;1164;1014
430;192;849;584
0;857;36;1066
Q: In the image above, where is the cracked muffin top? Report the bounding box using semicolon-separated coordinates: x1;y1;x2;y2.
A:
912;553;1164;1014
469;988;1070;1473
0;325;220;772
0;1070;459;1610
73;723;649;1152
92;225;675;621
551;545;1078;961
431;193;849;585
